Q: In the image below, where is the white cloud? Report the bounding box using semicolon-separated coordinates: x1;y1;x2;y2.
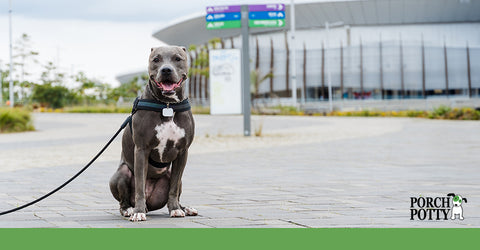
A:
0;15;165;86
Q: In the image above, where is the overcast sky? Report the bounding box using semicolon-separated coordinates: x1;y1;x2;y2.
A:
0;0;323;86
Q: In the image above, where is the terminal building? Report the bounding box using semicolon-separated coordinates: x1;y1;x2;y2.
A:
119;0;480;110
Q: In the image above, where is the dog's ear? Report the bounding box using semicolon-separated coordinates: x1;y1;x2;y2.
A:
151;47;154;52
447;193;455;197
180;46;187;52
462;198;467;203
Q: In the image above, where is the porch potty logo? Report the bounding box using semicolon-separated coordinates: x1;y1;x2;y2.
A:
410;193;468;221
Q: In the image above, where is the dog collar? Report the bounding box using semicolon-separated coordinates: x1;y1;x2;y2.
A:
131;97;191;114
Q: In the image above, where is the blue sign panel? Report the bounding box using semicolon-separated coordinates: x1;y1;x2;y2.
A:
206;12;241;22
248;11;285;20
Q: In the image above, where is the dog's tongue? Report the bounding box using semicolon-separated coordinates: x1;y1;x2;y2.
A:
161;82;176;91
158;78;182;92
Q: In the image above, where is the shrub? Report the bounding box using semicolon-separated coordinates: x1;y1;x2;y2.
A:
326;106;479;120
32;83;78;109
0;108;35;133
432;105;451;118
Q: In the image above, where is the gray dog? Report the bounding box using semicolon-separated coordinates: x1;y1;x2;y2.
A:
109;46;197;221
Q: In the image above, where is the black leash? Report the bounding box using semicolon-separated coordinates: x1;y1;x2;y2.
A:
0;98;191;216
0;115;132;216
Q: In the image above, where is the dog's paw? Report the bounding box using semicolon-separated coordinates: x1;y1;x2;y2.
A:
170;209;185;217
129;213;147;222
184;207;198;216
120;207;134;217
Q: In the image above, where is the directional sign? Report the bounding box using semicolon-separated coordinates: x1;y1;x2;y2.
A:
206;20;242;30
206;5;241;14
248;4;285;28
249;19;285;28
248;19;285;28
249;11;285;20
206;12;241;22
248;4;285;12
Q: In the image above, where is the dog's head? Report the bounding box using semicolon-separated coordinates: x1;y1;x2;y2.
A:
448;193;467;207
148;46;188;102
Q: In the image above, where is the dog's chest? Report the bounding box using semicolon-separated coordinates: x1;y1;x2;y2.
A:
154;119;185;159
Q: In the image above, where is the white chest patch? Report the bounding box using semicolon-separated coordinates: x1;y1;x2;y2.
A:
154;119;185;161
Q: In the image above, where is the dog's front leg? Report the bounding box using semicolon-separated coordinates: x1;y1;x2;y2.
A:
130;146;149;222
168;150;188;217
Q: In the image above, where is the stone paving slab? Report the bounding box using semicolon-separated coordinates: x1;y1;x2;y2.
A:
0;113;479;228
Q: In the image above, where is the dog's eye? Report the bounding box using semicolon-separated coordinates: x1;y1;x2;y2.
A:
175;56;182;62
153;58;160;63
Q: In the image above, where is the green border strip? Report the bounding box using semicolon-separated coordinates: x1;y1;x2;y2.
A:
1;228;478;249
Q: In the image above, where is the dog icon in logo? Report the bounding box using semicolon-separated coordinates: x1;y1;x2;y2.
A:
447;193;467;220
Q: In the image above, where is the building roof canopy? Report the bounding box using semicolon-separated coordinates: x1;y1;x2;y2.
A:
152;0;480;47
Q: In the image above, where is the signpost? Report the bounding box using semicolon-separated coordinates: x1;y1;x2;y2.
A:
205;3;286;136
248;4;285;28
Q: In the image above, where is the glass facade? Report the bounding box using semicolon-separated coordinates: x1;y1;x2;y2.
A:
252;41;480;101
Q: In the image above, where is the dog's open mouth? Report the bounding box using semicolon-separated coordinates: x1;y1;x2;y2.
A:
152;78;183;94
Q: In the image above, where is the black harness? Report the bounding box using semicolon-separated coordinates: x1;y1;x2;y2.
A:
127;97;192;169
131;97;191;114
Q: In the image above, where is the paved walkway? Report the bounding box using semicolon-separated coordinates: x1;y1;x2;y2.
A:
0;113;479;228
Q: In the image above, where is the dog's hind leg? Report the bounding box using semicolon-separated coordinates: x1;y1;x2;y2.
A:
109;163;134;217
145;173;170;212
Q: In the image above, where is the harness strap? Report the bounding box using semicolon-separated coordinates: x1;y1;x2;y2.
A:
135;98;191;113
148;156;171;169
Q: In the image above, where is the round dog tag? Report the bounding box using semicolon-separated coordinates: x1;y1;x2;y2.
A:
162;107;174;117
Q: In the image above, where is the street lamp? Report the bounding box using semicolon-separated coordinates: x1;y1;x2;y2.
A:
9;0;14;107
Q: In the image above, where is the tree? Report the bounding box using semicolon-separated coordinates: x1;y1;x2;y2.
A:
40;61;64;86
31;61;78;108
31;83;73;109
0;62;8;104
251;37;273;97
13;33;39;83
12;33;40;102
74;71;107;105
107;76;145;102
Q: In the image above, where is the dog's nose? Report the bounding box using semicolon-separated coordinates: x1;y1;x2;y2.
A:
161;66;173;75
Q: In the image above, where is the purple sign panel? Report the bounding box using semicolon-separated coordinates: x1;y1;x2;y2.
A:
248;3;285;12
206;5;242;14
